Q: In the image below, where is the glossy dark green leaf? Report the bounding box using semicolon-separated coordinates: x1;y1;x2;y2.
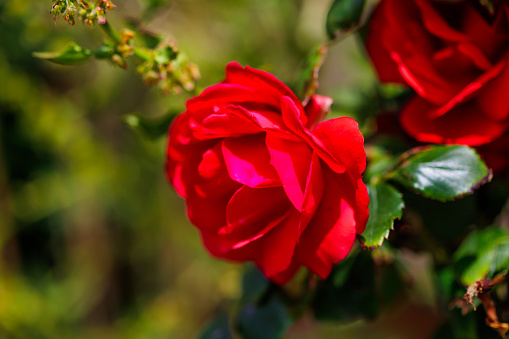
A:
326;0;366;39
453;227;509;285
390;145;491;202
296;44;328;104
124;110;179;140
236;297;292;339
197;313;233;339
33;42;92;65
360;183;404;249
312;250;377;321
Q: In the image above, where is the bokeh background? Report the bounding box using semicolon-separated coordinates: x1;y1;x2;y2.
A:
0;0;441;338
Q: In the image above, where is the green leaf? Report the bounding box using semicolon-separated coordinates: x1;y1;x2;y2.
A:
236;297;292;339
296;44;328;104
360;183;404;249
124;110;179;140
33;42;92;66
240;265;270;304
453;227;509;285
92;43;115;60
312;250;377;321
326;0;366;39
197;313;233;339
390;145;491;202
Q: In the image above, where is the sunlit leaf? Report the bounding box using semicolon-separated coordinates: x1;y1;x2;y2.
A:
390;145;491;202
33;42;92;65
360;183;404;249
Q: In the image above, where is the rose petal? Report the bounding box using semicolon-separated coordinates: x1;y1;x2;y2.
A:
462;3;508;59
256;209;301;277
222;186;291;248
195;144;242;198
193;111;262;139
415;0;469;42
390;51;465;105
299;152;324;233
373;0;472;104
477;60;509;121
313;117;366;176
295;169;367;278
269;260;301;285
225;62;306;125
365;0;407;84
186;83;282;114
222;134;281;188
187;194;229;232
400;96;508;146
280;96;346;173
429;60;505;118
304;95;333;129
225;104;298;141
266;134;312;211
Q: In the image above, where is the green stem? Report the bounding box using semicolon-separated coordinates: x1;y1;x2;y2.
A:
99;21;151;61
133;47;151;61
100;20;121;44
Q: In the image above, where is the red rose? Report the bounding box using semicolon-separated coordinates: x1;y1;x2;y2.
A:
478;134;509;174
166;62;369;284
366;0;509;146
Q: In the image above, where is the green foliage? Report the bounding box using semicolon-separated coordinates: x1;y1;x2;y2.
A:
326;0;366;39
453;227;509;286
360;183;404;248
124;110;179;140
433;308;477;339
240;265;271;304
312;250;377;321
233;266;293;339
4;0;509;338
197;313;234;339
37;1;200;94
50;0;115;26
236;297;292;339
32;42;92;65
389;145;491;201
296;44;327;104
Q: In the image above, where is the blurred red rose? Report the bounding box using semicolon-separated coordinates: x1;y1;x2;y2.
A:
478;134;509;174
166;62;369;284
366;0;509;146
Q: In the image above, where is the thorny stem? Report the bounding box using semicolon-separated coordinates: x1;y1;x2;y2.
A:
464;273;509;338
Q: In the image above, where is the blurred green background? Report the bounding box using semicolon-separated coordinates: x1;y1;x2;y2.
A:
0;0;440;338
